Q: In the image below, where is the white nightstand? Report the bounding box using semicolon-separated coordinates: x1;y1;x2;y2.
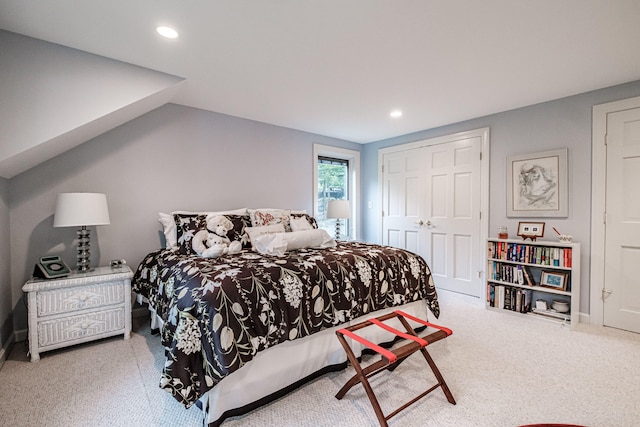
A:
22;265;134;362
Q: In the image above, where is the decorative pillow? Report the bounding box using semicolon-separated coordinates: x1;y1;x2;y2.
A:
159;208;247;249
253;229;336;256
244;223;286;248
174;214;208;254
224;214;252;249
248;208;292;230
290;213;318;231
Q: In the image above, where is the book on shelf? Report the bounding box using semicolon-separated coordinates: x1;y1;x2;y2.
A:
515;290;523;312
497;285;505;309
504;287;512;310
564;248;572;267
516;265;524;285
488;240;573;269
487;284;532;313
487;284;496;307
522;265;535;286
521;288;532;312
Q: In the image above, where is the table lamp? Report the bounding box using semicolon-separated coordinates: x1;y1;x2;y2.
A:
327;199;350;240
53;193;110;272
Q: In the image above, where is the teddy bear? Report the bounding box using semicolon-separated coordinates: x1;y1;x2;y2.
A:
192;215;242;258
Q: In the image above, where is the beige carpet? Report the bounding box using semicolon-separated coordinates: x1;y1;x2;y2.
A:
1;291;639;427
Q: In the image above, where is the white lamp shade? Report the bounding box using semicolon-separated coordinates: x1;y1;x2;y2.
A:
327;200;351;219
53;193;111;227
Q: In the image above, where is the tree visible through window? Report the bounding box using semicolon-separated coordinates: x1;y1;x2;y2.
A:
317;156;348;238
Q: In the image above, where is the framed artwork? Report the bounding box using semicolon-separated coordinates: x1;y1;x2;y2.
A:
506;148;568;217
540;271;568;291
517;221;545;241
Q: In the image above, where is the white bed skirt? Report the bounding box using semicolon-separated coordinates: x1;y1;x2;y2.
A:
200;300;430;426
138;295;430;426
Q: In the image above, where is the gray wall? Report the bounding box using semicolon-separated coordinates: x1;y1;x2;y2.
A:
6;79;640;340
361;79;640;316
8;103;359;333
0;177;11;352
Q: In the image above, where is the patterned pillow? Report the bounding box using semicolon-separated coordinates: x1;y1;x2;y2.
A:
290;213;318;230
174;214;208;255
160;208;247;249
248;208;292;230
224;214;252;249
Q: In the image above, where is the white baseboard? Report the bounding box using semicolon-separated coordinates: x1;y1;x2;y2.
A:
579;312;590;325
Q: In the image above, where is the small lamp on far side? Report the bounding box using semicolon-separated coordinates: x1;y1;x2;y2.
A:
327;199;350;241
54;193;110;272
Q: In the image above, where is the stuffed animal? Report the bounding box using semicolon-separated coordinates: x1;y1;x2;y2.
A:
192;215;242;258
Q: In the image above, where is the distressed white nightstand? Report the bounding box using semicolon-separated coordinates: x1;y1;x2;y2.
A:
22;265;133;362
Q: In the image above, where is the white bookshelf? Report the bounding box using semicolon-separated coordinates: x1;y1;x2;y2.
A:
486;239;580;328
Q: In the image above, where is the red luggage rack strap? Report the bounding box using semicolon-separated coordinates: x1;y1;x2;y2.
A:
335;310;456;427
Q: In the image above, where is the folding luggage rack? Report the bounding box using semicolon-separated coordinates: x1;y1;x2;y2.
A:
335;310;456;426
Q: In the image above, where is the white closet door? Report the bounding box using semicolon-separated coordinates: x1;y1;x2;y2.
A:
424;138;482;297
604;108;640;333
381;147;427;256
381;136;482;297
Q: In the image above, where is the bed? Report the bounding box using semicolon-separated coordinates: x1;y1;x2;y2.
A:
132;208;441;426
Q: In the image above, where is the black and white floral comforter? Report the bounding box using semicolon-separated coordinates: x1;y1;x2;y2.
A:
132;241;440;407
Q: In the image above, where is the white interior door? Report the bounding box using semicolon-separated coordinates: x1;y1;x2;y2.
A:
381;147;427;256
424;138;482;297
381;133;484;298
603;108;640;333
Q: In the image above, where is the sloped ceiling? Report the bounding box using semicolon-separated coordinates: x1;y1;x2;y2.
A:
2;1;640;177
0;30;184;178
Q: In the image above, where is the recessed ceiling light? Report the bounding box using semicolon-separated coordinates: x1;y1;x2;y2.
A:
156;26;179;39
390;110;403;118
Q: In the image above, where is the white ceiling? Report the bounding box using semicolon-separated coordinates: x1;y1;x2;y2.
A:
2;0;640;144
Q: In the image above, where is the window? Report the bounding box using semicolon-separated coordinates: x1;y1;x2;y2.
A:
313;144;360;240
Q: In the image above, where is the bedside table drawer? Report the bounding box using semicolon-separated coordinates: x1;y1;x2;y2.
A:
37;307;125;347
36;280;126;317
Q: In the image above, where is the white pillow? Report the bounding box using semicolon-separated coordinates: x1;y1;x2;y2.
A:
253;229;336;256
248;208;292;228
159;208;248;249
283;229;336;251
289;216;314;231
244;223;286;248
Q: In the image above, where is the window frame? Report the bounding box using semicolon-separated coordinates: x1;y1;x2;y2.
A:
313;144;360;240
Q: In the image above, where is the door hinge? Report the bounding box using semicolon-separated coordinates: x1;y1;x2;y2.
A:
604;134;608;146
480;152;482;161
381;210;385;217
603;212;607;224
381;165;384;173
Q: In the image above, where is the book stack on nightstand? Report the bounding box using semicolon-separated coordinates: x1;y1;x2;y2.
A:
22;265;134;361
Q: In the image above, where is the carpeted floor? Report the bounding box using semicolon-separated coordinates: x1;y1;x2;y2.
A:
1;290;639;427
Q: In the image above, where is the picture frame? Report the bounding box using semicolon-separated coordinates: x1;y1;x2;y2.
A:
506;148;568;217
517;221;545;241
540;270;568;291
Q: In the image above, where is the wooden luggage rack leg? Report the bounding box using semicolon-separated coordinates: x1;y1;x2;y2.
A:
335;310;456;426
